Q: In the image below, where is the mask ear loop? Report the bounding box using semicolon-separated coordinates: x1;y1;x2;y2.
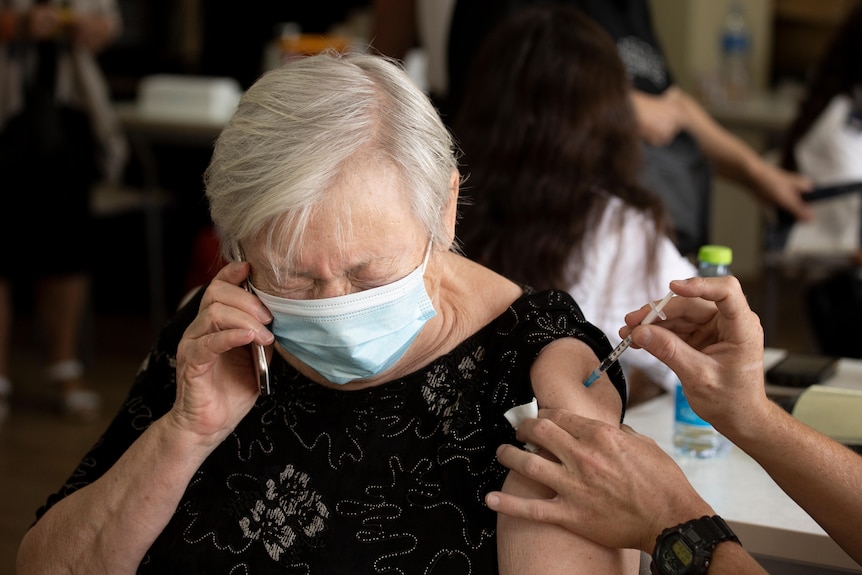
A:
420;240;433;273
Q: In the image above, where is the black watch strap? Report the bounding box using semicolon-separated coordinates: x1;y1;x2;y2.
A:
651;515;740;575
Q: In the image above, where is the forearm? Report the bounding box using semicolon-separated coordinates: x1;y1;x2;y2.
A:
0;6;119;51
497;340;635;573
17;415;217;574
498;499;640;574
75;13;119;53
0;7;40;42
726;401;862;563
0;8;19;42
677;91;761;186
701;541;768;574
496;441;640;574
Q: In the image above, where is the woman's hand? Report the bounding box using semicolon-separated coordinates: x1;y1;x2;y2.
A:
167;262;274;447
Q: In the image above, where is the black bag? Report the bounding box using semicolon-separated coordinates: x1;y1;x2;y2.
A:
805;268;862;358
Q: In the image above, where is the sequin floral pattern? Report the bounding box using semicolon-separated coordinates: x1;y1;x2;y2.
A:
36;289;624;574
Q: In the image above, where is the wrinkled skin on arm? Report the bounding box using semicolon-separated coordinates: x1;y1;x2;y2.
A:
495;337;639;574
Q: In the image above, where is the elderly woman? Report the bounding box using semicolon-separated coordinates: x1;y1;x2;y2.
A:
17;52;634;573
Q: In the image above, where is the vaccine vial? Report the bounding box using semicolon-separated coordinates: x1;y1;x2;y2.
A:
672;245;733;458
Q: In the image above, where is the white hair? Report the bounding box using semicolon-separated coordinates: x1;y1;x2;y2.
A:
205;51;459;279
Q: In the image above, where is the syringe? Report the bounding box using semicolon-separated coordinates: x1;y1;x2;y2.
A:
583;291;674;387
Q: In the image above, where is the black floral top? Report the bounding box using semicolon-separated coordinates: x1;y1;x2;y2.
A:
36;288;625;574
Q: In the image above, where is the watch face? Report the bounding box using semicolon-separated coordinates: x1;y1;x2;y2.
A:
656;535;694;574
653;516;736;575
670;540;693;565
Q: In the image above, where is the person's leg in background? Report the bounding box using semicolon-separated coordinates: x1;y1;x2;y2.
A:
36;273;99;419
0;236;101;421
20;107;102;421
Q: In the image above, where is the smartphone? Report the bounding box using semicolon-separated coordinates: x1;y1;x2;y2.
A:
765;353;838;388
233;245;271;396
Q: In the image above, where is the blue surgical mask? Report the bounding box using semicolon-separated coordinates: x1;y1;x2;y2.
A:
251;246;436;384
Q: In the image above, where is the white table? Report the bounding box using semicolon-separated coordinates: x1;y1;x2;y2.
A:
625;349;862;573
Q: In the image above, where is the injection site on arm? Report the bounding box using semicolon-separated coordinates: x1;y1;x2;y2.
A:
583;291;674;387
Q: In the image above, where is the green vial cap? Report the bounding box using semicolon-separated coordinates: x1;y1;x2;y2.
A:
698;245;733;265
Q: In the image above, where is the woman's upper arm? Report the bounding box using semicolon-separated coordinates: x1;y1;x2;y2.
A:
531;337;624;424
495;338;634;574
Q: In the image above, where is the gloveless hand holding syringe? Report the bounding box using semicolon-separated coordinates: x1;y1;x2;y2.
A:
583;291;675;387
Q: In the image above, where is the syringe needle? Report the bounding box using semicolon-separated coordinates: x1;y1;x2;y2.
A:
583;291;674;388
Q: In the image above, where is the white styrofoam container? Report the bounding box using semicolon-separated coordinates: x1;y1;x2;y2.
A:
137;75;242;123
793;385;862;446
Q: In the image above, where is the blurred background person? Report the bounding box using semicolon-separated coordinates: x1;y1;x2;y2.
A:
778;0;862;359
454;4;694;405
447;0;813;258
0;0;127;420
780;0;862;179
373;0;814;258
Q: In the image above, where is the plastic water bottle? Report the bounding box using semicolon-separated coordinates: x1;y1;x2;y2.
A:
719;1;751;101
673;245;733;458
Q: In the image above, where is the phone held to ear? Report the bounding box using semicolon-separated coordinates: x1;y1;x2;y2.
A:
233;245;271;396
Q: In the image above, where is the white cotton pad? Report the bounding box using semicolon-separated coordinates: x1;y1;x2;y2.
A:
504;398;539;452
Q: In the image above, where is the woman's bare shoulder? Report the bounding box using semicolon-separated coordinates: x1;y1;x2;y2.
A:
442;254;523;331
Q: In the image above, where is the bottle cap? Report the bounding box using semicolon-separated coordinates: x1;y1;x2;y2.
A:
698;245;733;265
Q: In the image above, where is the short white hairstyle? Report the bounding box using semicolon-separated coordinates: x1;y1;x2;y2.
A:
205;51;459;278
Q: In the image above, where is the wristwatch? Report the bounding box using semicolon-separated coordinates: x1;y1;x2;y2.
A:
651;515;740;575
